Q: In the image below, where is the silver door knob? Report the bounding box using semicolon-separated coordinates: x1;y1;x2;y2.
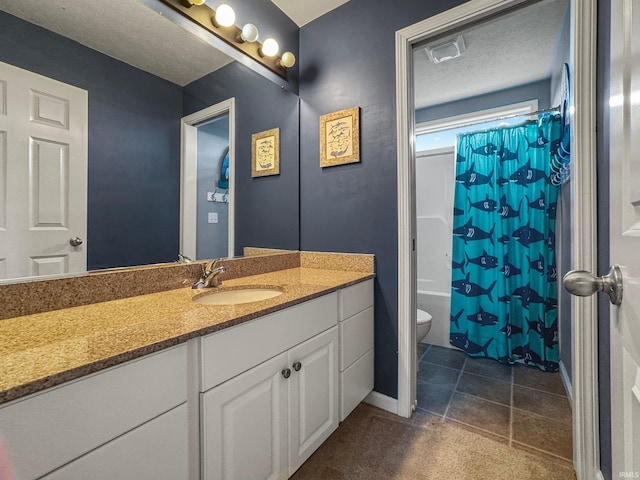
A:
562;265;623;306
69;236;83;247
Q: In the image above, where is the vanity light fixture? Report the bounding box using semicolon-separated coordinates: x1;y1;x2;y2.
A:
260;37;279;57
280;52;295;68
212;3;235;27
159;0;295;77
239;23;259;43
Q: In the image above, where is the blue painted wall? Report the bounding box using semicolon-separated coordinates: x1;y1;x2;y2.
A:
415;79;551;123
196;118;230;260
299;0;466;398
183;62;300;255
0;11;183;270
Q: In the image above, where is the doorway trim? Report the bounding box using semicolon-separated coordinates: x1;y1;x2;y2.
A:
180;98;236;259
395;0;599;478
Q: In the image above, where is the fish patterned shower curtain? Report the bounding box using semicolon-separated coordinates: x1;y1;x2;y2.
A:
449;113;562;371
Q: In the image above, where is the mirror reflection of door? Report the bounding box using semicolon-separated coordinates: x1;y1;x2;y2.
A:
0;61;88;280
196;114;229;260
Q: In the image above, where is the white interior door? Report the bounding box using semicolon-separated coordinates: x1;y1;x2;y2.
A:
0;61;87;280
609;0;640;475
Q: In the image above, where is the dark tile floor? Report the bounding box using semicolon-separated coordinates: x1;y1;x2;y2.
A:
417;343;573;464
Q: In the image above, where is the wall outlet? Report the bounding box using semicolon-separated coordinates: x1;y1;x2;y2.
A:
208;212;218;224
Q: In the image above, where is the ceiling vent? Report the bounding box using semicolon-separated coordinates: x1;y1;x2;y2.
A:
425;35;466;64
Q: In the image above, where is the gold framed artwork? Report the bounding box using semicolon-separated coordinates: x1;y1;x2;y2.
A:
319;106;360;168
251;128;280;177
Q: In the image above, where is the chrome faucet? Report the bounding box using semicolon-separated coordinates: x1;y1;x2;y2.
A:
192;259;226;289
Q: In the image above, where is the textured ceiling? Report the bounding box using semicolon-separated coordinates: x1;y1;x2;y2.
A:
413;0;570;109
270;0;350;27
0;0;234;86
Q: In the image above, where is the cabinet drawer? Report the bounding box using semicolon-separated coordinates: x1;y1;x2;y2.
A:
339;306;374;371
42;403;190;480
339;349;374;422
201;293;338;391
0;344;188;480
339;280;373;321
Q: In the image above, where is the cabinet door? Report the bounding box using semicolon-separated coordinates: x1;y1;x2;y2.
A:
41;404;190;480
288;326;339;474
201;352;289;480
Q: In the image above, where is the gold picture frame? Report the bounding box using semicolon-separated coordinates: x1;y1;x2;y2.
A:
251;128;280;177
319;106;360;168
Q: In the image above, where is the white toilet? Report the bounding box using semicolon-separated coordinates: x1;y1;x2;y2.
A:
417;309;433;344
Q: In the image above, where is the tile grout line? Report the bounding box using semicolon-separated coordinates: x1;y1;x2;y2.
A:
442;356;467;422
509;361;514;447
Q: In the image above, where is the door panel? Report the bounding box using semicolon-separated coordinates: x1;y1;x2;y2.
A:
610;0;640;474
201;352;288;480
288;327;338;474
0;61;87;280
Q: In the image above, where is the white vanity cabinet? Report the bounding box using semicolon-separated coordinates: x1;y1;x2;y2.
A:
0;344;190;480
338;279;374;421
200;294;339;480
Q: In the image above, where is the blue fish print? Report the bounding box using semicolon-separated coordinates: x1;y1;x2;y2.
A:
498;144;519;161
451;309;464;329
498;295;511;304
497;176;511;187
468;194;497;212
526;128;549;150
452;258;466;275
450;332;493;356
456;152;466;163
452;273;497;302
546;229;556;250
512;284;546;308
547;202;557;220
543;361;559;372
500;324;524;336
527;318;545;335
467;306;498;326
453;218;495;244
527;191;546;210
510;160;548;186
498;234;511;245
456;163;494;190
499;195;521;219
500;254;522;278
512;225;545;247
547;265;557;282
512;345;543;365
472;142;498;156
544;297;558;313
453;206;465;216
528;253;545;274
466;249;498;270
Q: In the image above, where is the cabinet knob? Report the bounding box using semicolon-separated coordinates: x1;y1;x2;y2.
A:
281;368;291;379
292;361;302;372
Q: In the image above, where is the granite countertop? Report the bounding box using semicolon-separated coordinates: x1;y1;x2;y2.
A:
0;267;374;405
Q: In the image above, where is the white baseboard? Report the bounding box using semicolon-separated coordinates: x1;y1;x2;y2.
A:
364;390;398;415
559;359;573;407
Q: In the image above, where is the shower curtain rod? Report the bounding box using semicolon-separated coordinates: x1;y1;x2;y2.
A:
440;104;561;133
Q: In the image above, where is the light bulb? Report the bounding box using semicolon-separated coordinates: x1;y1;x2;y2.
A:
280;51;295;68
214;4;235;27
261;38;279;57
240;23;259;43
187;0;206;5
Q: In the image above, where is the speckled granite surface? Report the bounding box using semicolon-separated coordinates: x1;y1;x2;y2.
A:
0;253;374;406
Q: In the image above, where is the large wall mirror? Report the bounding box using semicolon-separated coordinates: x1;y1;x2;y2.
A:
0;0;300;283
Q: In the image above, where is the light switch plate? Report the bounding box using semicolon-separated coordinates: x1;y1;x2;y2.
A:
208;212;218;224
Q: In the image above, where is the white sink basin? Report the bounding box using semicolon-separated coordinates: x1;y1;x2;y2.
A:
193;287;283;305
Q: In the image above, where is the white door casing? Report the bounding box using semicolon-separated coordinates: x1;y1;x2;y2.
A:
0;61;87;280
395;0;598;478
180;99;235;260
609;0;640;475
